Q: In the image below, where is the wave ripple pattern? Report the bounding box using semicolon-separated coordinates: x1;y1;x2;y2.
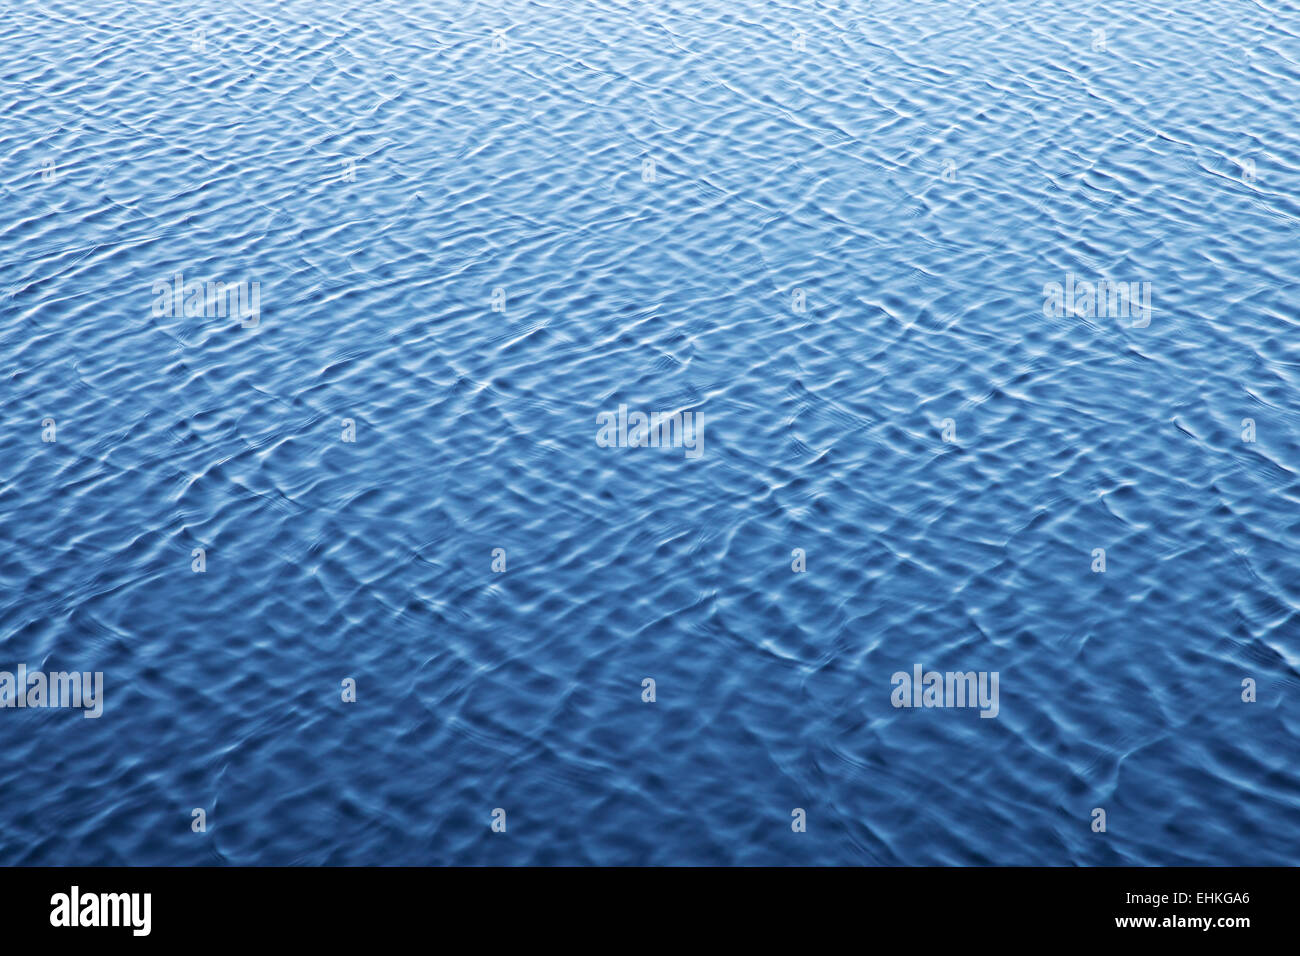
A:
1;0;1299;865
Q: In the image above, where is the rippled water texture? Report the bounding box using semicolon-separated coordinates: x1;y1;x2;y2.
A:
2;0;1299;865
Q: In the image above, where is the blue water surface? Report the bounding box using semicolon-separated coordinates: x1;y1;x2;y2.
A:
2;0;1299;865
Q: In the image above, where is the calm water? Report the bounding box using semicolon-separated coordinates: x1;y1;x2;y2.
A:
2;0;1299;865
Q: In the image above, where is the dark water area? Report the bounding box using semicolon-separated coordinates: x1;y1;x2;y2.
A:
1;0;1299;865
